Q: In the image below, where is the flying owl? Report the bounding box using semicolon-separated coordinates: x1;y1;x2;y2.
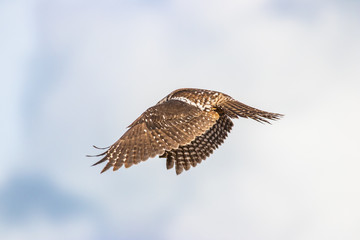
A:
90;88;282;175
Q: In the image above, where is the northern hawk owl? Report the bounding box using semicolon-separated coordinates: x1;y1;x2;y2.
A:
90;88;282;175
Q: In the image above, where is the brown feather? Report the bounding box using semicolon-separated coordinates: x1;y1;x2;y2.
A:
91;88;282;174
219;99;283;123
162;115;234;174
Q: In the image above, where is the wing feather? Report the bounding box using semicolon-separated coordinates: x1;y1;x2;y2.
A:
93;100;219;173
142;132;151;160
161;115;234;174
219;99;283;123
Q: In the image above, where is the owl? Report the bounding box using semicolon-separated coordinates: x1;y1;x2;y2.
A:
89;88;282;175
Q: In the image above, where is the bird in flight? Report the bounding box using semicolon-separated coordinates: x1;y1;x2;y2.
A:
89;88;282;175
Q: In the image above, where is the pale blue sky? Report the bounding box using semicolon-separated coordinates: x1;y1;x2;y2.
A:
1;0;360;239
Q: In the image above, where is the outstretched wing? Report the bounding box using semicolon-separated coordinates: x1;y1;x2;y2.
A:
160;115;234;175
218;98;283;123
92;100;220;173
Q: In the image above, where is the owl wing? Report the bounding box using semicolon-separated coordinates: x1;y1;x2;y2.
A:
161;115;234;175
218;98;283;123
92;100;220;173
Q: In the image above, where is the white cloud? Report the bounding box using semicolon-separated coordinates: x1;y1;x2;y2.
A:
3;0;360;239
0;0;37;184
1;216;98;240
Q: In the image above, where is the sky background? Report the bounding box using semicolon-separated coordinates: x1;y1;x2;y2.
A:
1;0;360;239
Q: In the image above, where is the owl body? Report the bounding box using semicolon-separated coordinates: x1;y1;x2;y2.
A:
91;88;282;175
